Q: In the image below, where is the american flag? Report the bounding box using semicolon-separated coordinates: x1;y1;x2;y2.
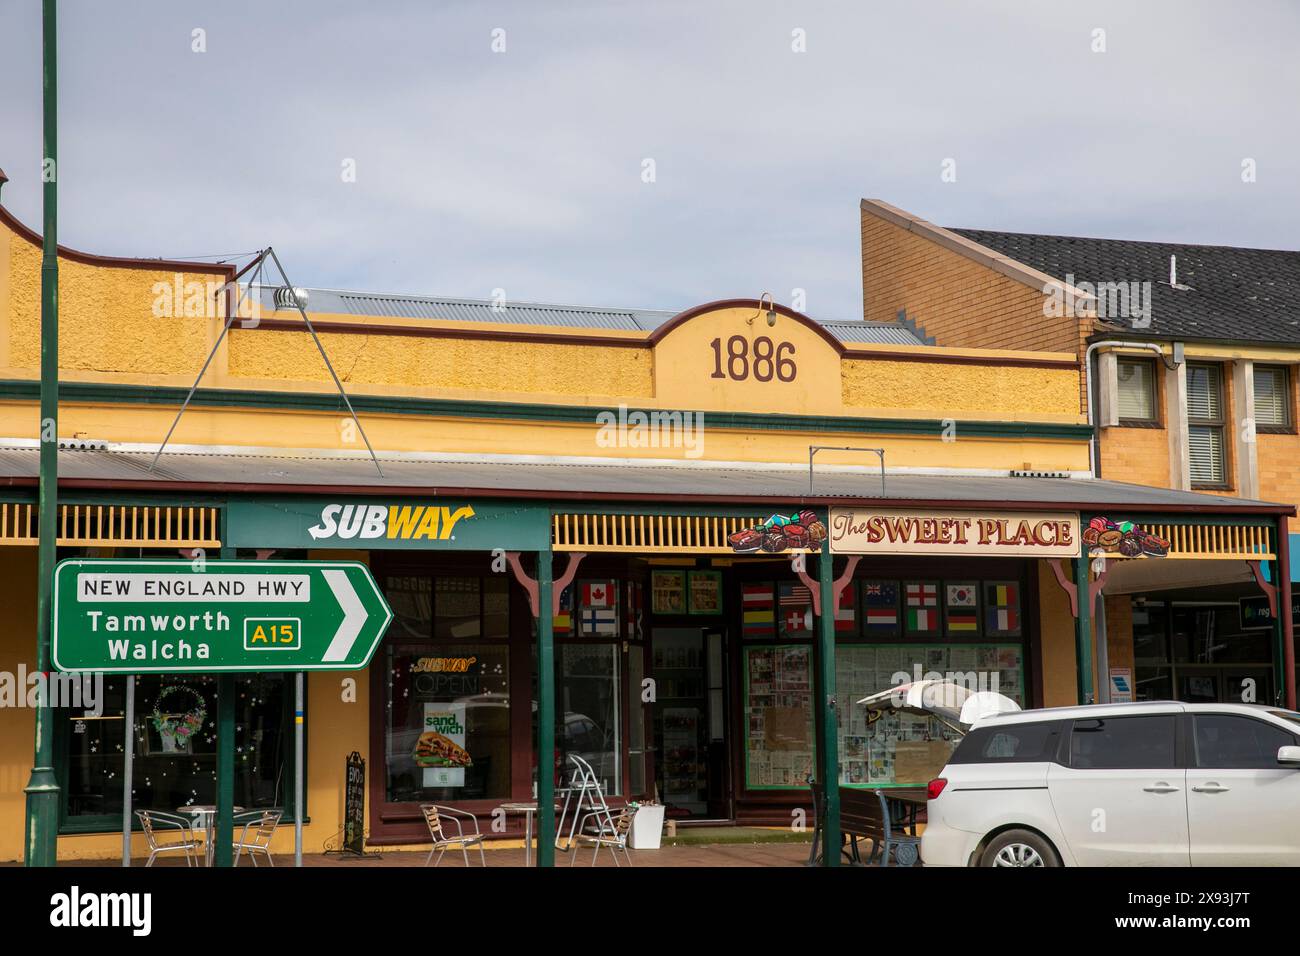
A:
779;582;812;633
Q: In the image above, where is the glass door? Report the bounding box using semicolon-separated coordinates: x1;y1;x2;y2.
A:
652;628;708;817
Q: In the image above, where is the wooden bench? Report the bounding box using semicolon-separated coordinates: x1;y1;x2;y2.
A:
807;776;922;867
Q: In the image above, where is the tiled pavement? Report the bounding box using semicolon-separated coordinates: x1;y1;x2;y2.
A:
38;840;815;868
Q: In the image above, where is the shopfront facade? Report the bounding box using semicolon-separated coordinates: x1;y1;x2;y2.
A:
0;201;1292;860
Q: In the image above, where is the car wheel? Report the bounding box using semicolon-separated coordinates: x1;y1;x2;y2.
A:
979;830;1059;868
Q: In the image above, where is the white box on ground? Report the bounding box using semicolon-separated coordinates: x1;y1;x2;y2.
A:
628;805;665;850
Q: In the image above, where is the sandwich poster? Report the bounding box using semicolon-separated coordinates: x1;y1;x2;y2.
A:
417;702;472;787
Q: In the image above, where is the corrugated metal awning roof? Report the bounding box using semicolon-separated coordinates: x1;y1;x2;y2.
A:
0;444;1288;514
252;287;924;345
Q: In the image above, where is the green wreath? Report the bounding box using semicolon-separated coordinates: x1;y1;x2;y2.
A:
151;685;206;743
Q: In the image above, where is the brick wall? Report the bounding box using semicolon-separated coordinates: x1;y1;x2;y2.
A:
1099;425;1171;487
860;208;1093;412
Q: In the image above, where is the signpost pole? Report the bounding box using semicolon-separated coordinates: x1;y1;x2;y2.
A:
817;544;840;867
214;545;236;868
23;0;61;868
535;549;555;867
295;671;304;867
122;675;134;867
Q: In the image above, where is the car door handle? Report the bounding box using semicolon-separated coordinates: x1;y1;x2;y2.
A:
1191;784;1230;794
1142;783;1181;793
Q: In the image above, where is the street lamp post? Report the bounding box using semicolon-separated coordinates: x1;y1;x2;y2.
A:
24;0;61;867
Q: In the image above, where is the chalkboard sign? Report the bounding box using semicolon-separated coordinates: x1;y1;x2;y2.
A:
344;751;366;856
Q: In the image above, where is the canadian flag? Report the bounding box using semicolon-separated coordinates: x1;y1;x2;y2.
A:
583;581;613;608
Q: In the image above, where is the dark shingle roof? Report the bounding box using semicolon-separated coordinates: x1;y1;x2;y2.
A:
951;228;1300;345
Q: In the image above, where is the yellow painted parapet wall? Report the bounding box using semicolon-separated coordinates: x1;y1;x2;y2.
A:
0;207;1088;472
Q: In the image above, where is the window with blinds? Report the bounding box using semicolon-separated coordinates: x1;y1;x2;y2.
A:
1116;358;1156;422
1186;363;1226;486
1254;365;1291;428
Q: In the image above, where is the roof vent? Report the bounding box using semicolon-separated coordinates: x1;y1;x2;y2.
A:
59;438;108;452
1169;255;1192;291
1009;469;1070;479
273;286;310;311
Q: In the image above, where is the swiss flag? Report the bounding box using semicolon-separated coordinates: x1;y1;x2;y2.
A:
583;581;613;608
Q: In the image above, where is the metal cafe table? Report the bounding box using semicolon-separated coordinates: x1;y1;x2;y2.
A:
178;805;244;867
497;802;560;867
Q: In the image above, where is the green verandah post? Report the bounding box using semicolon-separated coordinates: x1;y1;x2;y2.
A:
817;542;840;866
24;0;61;868
1074;534;1095;705
535;548;555;866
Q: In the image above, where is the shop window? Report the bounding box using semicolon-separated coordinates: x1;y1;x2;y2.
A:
385;642;511;802
551;644;622;796
1116;357;1158;424
834;644;1024;786
1170;605;1273;665
62;673;291;829
382;572;512;804
743;645;814;789
1187;363;1227;487
1254;364;1292;429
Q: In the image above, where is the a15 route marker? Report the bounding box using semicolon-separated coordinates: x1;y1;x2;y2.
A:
51;559;393;673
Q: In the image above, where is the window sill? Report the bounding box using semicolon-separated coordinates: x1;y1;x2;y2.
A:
1190;484;1233;493
1114;419;1163;429
1256;425;1296;436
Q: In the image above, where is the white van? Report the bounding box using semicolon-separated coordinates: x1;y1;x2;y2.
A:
921;701;1300;866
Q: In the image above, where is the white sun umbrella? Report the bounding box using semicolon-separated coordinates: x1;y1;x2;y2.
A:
857;679;1020;732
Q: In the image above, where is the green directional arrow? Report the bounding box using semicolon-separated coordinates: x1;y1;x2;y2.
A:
51;559;393;673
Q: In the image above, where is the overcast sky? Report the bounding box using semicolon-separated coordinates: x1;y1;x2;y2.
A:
1;0;1297;320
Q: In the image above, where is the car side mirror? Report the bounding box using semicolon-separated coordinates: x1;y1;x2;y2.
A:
1277;745;1300;767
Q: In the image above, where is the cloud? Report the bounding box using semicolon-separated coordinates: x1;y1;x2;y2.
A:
0;0;1296;320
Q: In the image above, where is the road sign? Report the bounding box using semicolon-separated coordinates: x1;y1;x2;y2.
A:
52;559;393;673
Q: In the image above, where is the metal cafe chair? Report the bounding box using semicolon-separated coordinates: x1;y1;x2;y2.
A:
232;809;283;867
419;804;487;867
556;753;615;853
571;803;635;866
136;809;201;867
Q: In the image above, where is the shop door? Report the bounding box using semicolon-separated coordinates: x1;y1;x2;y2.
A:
651;627;730;820
1178;666;1274;705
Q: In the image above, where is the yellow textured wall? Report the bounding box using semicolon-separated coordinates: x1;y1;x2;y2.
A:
5;230;224;376
1098;426;1172;487
1036;560;1080;707
0;548;36;863
1258;432;1300;515
842;358;1081;420
227;327;654;399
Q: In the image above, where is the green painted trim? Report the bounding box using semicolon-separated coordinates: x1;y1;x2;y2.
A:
0;379;1095;442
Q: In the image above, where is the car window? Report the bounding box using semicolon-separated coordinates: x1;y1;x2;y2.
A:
1194;714;1297;769
1070;715;1176;769
1268;710;1300;731
949;721;1060;764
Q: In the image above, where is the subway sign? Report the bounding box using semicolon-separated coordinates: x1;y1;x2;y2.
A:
226;499;551;551
51;559;393;673
829;507;1080;557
